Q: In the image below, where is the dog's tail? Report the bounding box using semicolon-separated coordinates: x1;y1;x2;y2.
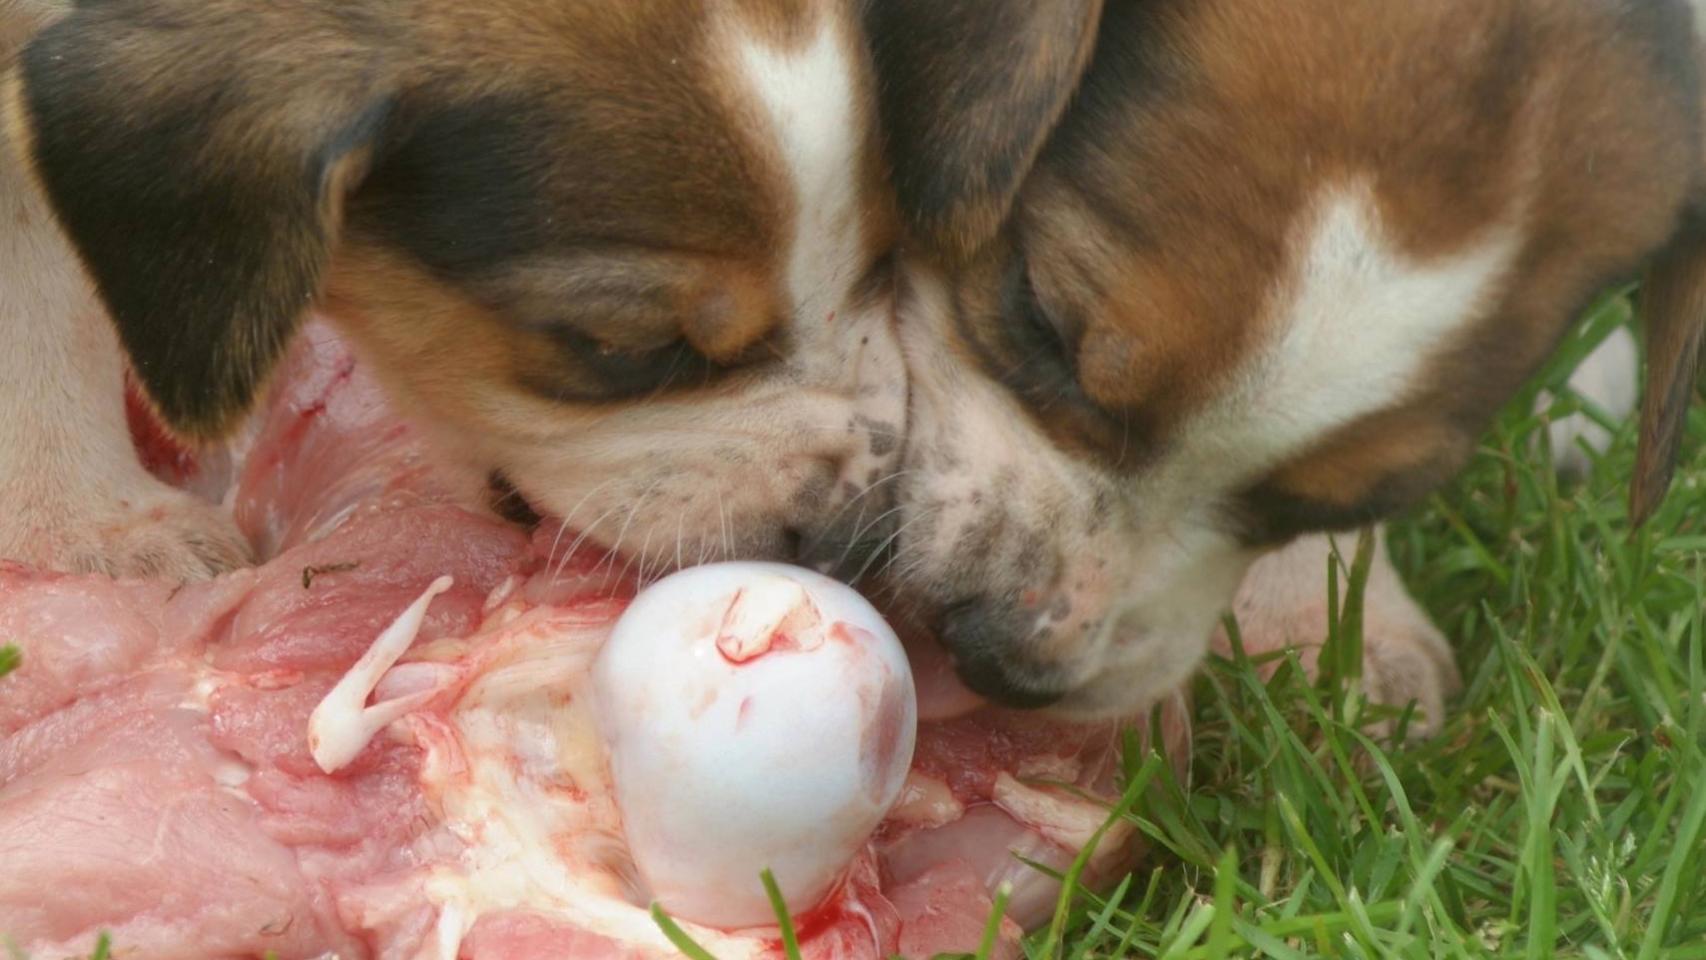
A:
1630;214;1706;525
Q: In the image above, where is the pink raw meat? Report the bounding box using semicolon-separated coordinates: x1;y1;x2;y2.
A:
0;323;1188;959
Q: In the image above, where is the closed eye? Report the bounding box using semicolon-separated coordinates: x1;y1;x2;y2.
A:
1003;258;1081;386
536;326;716;402
952;253;1158;468
962;254;1090;419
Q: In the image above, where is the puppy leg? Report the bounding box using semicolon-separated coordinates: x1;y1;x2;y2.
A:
1542;326;1640;478
1220;332;1642;736
0;141;250;579
1218;528;1461;737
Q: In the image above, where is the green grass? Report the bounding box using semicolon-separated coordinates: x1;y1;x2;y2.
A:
1043;292;1706;958
649;291;1703;960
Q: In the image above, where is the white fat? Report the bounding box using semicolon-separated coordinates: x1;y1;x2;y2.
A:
211;758;253;788
173;664;260;795
182;671;223;712
991;773;1134;854
414;606;766;960
888;772;965;829
1015;754;1082;784
433;901;472;960
482;574;525;617
308;575;454;773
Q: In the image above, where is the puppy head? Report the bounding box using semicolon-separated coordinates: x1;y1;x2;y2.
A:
875;0;1706;715
5;0;904;570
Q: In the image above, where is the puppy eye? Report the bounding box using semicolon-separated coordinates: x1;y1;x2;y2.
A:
1011;267;1077;367
548;326;711;400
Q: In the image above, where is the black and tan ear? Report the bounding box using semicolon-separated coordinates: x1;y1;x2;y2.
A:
8;2;395;440
1631;217;1706;525
863;0;1104;265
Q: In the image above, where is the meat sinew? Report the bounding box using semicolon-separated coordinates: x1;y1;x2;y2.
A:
0;323;1190;959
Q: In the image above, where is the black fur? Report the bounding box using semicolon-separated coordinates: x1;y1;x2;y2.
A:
864;0;1105;262
353;97;553;280
19;7;391;438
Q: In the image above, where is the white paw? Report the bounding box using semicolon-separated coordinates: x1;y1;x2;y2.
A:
1220;530;1461;738
2;476;251;580
1351;588;1461;738
1541;325;1638;477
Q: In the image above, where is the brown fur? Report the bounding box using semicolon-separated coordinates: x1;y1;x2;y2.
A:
864;0;1706;713
865;0;1107;265
909;0;1704;530
7;0;894;439
5;0;909;580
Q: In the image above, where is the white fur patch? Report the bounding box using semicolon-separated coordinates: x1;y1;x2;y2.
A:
1195;183;1521;478
728;20;865;322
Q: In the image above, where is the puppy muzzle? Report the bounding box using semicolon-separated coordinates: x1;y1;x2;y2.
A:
934;594;1074;709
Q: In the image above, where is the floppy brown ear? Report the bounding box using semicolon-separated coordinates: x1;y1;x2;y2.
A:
9;2;395;440
1630;219;1706;526
864;0;1104;264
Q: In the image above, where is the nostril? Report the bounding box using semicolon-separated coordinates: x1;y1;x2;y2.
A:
937;596;1067;710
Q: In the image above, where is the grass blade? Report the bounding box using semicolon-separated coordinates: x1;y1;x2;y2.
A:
760;870;804;960
974;882;1013;960
650;905;722;960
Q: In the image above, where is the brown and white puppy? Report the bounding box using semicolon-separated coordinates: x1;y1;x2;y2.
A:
2;0;905;580
868;0;1706;717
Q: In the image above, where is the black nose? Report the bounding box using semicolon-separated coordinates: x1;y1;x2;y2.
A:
937;596;1068;709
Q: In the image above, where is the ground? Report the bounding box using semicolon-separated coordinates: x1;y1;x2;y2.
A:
1038;291;1706;958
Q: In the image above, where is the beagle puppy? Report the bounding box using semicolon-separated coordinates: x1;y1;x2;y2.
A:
1;0;906;580
867;0;1705;717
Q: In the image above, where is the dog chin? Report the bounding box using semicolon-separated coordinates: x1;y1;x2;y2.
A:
1025;648;1193;722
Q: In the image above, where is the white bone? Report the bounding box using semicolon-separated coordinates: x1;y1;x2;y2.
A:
309;575;454;773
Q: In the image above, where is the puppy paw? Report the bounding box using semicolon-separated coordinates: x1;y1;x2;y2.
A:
3;479;251;581
1352;596;1462;738
1538;325;1639;478
1222;529;1461;738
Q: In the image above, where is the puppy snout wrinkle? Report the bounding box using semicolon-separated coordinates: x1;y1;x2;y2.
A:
938;595;1069;709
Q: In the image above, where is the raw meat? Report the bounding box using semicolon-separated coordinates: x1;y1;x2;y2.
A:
0;323;1188;959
